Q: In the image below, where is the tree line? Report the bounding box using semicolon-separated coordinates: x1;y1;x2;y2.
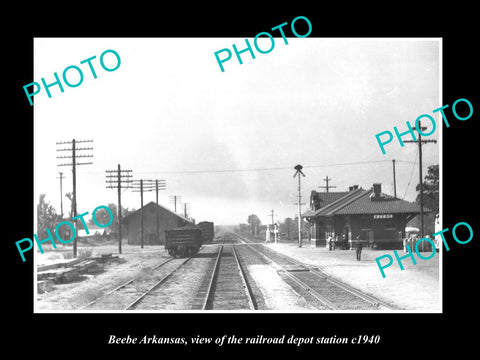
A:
36;196;134;240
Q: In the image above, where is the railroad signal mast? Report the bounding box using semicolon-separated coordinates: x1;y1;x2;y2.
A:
293;164;305;248
131;179;166;248
57;139;93;258
105;165;133;254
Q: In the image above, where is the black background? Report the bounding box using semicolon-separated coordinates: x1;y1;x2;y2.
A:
6;4;478;356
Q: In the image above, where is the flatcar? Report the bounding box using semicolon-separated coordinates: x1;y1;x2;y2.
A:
164;224;202;258
197;221;214;243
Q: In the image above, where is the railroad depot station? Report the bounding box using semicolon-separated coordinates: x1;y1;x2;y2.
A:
302;183;427;250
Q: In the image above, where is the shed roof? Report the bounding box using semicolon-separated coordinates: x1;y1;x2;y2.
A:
122;201;191;223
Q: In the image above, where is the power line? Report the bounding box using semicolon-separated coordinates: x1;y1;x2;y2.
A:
404;120;437;238
134;159;409;175
80;159;418;176
169;195;182;213
105;164;133;254
401;149;419;201
56;139;93;258
130;179;166;248
318;175;336;193
183;202;191;219
267;209;278;227
56;172;65;219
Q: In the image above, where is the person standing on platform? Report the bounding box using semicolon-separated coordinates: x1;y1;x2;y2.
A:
355;235;363;261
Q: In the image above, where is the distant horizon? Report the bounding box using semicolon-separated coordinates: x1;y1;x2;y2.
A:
34;38;440;227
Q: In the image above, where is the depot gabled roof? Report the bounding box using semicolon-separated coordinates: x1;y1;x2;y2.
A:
303;187;427;217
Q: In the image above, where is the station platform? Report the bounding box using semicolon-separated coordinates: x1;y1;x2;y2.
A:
263;240;441;312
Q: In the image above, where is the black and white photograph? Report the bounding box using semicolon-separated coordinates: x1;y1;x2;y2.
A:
32;37;441;313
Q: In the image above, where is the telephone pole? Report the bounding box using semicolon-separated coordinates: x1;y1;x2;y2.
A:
404;120;437;238
169;195;182;213
319;176;336;193
286;218;291;241
268;209;277;227
249;214;255;236
105;165;133;254
131;179;165;248
267;209;278;243
156;180;166;241
56;172;65;218
293;164;305;248
183;202;190;219
57;139;93;258
392;159;397;198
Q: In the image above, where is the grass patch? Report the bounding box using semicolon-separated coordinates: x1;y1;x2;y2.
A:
78;248;93;258
77;287;104;304
62;248;93;259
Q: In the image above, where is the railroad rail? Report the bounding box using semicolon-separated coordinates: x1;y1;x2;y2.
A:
124;257;192;310
234;234;398;310
201;244;257;310
80;257;191;310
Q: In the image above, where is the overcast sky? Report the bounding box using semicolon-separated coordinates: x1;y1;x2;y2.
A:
34;38;441;225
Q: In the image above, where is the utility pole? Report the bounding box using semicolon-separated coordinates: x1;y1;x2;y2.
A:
106;165;133;254
392;159;397;198
319;175;336;193
293;164;305;248
268;209;276;227
250;214;254;236
131;179;166;247
183;202;190;218
286;218;291;241
404;120;437;238
267;209;278;243
57;139;93;258
56;172;65;219
156;180;166;242
169;195;182;213
135;180;144;248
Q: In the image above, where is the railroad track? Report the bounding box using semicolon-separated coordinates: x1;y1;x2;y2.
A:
234;234;398;310
200;244;257;310
80;256;191;310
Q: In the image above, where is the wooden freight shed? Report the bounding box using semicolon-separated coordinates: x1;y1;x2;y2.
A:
122;201;191;245
302;183;427;250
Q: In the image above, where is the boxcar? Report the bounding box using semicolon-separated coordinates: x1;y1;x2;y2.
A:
164;224;202;257
197;221;214;243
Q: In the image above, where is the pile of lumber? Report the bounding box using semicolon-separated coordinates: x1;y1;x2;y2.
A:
87;253;121;264
37;258;83;285
37;254;121;287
